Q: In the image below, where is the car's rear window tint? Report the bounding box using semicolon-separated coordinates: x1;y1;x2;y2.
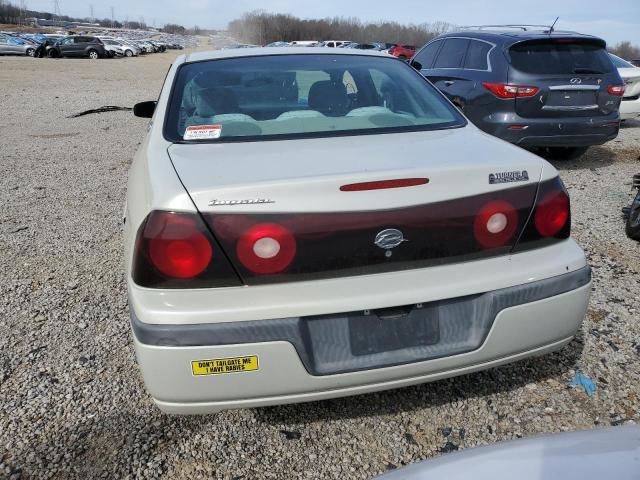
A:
464;40;491;70
509;40;614;74
164;54;464;142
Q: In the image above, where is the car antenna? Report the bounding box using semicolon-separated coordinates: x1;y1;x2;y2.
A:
549;16;559;35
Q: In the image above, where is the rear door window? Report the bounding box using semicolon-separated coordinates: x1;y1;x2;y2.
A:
509;40;614;74
413;40;442;69
464;40;491;70
433;39;469;69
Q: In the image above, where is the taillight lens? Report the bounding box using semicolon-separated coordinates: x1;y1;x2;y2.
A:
146;213;212;279
474;200;519;249
132;211;241;288
607;84;626;96
512;177;571;253
483;82;540;99
534;191;570;237
236;223;296;274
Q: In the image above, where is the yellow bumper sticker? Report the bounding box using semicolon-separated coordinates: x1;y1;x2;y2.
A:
191;356;259;376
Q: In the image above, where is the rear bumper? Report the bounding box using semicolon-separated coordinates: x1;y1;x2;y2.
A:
479;111;620;147
135;279;590;414
130;241;591;414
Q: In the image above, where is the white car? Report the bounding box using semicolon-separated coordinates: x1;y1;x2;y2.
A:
610;54;640;120
126;48;591;415
322;40;352;48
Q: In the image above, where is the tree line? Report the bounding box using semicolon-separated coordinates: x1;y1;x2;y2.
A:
228;11;453;47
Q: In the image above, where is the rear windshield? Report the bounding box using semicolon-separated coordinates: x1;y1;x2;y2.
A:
164;54;465;142
509;40;614;75
609;53;634;69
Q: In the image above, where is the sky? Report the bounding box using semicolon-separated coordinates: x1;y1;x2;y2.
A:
24;0;640;45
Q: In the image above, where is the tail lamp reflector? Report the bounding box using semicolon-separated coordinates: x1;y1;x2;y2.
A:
236;223;296;274
146;212;213;279
607;84;626;96
474;200;518;249
483;82;540;99
534;191;570;237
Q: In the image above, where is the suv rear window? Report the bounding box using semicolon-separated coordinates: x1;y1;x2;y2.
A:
509;40;614;74
164;54;465;142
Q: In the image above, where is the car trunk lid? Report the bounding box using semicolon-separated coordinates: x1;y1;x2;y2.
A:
168;130;544;284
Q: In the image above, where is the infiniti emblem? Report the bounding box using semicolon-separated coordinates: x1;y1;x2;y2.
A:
375;229;407;257
570;78;582;84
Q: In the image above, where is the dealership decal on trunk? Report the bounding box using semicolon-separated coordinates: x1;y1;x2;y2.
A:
489;171;529;184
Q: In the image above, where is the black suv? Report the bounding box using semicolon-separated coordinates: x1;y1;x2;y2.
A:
410;27;624;159
50;36;107;59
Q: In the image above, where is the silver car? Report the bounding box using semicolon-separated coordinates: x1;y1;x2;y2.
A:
0;34;35;56
126;48;590;415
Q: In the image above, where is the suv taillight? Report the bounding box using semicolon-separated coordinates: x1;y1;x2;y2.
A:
513;177;571;252
483;82;540;99
132;211;241;288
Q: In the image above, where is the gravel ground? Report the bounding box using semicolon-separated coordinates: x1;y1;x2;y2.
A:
0;50;639;480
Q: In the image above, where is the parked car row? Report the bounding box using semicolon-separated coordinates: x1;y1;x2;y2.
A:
0;30;192;59
257;40;417;59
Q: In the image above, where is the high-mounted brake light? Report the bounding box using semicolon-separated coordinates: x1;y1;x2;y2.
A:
607;84;626;96
474;200;518;249
236;223;296;274
340;178;429;191
534;191;570;237
483;82;539;99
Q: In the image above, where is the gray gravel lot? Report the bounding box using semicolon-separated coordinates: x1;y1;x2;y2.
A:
0;51;639;479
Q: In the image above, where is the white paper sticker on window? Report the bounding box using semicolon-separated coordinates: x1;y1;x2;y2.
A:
184;125;222;140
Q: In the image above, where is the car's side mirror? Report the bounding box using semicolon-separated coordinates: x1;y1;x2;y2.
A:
410;60;422;71
133;101;157;118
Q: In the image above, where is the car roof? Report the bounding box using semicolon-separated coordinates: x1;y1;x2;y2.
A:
185;47;392;63
439;30;605;46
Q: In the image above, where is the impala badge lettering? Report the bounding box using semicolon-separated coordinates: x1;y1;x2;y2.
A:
489;171;529;184
208;198;275;207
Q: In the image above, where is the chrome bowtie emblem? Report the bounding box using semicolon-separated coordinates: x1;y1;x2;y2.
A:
375;229;407;257
570;77;582;84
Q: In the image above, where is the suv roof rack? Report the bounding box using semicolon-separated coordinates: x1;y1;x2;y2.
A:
457;24;578;34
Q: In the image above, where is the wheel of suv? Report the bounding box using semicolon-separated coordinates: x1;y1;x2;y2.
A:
125;49;133;57
26;48;35;57
88;49;99;60
626;190;640;241
537;146;589;161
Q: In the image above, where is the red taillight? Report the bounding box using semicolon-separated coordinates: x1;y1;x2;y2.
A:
340;178;429;191
236;223;296;274
607;84;626;96
474;200;519;249
483;82;540;99
145;212;213;279
534;191;570;237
